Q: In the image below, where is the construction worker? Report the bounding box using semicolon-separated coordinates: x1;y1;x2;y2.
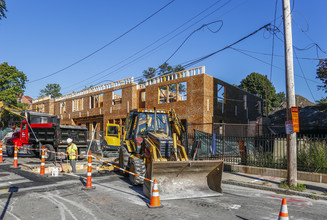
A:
66;138;77;173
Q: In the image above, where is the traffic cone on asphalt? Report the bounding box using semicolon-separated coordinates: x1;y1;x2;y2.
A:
82;151;95;190
40;145;46;175
13;145;18;168
0;141;3;163
147;179;163;208
278;198;289;220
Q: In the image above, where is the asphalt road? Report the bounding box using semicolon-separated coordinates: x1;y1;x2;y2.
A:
1;156;327;220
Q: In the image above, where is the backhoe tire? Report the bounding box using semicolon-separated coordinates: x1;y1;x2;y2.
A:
118;146;130;176
44;144;55;161
128;158;146;185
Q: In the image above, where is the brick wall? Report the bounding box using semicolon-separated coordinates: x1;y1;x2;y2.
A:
31;68;263;135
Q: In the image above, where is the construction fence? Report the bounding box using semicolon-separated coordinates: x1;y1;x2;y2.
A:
185;123;327;174
84;123;327;174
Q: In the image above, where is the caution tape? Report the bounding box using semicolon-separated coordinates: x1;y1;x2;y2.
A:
91;155;153;183
14;146;154;183
17;146;85;158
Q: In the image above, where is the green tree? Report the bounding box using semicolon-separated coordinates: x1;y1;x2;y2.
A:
276;91;286;103
317;97;327;104
0;62;28;127
39;83;62;98
158;62;184;76
316;97;327;111
140;63;185;83
139;67;157;84
316;59;327;92
143;67;157;79
239;72;279;113
0;62;27;104
0;0;7;20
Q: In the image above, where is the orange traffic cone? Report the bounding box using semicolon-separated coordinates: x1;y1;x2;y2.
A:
82;151;95;190
147;179;163;208
40;145;46;175
278;198;289;220
0;141;3;163
13;145;18;168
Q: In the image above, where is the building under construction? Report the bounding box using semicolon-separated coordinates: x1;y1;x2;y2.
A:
32;66;263;136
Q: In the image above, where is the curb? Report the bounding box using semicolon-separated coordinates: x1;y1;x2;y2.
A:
222;180;327;201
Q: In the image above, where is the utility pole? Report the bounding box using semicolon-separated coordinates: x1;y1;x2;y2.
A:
282;0;297;186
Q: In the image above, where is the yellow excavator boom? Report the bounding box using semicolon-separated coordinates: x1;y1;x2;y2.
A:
0;101;26;119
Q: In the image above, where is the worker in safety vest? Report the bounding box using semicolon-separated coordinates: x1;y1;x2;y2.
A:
66;138;77;173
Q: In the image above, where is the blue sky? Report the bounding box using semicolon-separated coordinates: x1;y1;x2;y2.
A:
1;0;326;102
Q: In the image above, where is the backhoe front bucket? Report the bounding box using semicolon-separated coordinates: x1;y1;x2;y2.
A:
143;160;223;200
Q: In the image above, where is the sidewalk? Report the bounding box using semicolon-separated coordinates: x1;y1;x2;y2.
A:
222;171;327;200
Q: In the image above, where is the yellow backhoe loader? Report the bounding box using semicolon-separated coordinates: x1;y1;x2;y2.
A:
119;108;223;200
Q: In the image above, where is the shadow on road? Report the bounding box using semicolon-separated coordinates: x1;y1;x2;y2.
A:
236;215;249;220
0;186;19;220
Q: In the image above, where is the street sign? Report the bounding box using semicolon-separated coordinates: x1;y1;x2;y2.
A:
291;106;299;132
285;120;294;134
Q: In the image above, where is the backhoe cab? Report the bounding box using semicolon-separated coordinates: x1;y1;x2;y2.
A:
101;122;121;157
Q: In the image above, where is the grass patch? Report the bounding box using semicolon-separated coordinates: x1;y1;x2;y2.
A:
323;191;327;196
280;180;307;192
231;169;239;173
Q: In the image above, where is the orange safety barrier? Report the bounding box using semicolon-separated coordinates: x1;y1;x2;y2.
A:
40;145;46;175
13;145;18;168
147;179;163;208
278;198;289;220
82;151;95;190
0;141;3;163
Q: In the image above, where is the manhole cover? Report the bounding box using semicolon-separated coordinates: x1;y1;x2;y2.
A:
0;173;10;177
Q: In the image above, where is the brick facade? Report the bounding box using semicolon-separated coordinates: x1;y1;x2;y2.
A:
32;67;263;134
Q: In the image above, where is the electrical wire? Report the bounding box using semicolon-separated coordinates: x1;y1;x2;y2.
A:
229;47;321;61
164;20;223;63
269;0;278;81
229;47;322;85
60;0;232;93
27;0;176;84
181;23;271;69
61;0;236;93
293;49;316;102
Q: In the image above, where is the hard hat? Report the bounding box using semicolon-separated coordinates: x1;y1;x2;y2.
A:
67;138;73;143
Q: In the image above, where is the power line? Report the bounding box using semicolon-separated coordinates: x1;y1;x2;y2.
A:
164;20;223;63
61;0;236;93
269;0;278;81
60;0;231;93
293;49;316;102
230;47;322;85
27;0;176;84
230;47;321;61
230;47;284;71
181;23;271;69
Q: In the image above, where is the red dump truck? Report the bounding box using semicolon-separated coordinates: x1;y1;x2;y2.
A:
6;112;89;161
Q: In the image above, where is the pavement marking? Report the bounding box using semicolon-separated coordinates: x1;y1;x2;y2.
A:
0;200;21;220
43;192;79;220
267;195;313;207
51;191;97;220
230;204;241;209
251;177;264;183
